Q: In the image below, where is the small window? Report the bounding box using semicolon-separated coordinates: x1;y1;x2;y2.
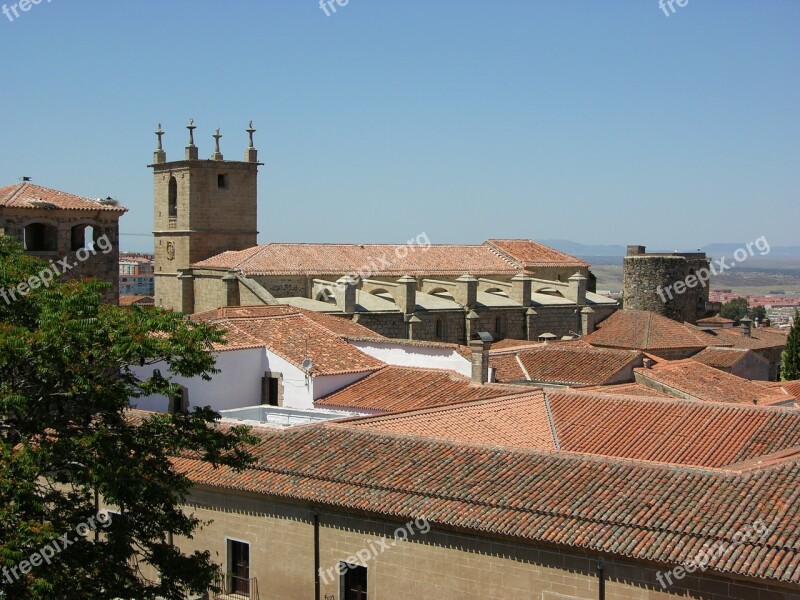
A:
434;318;444;341
218;174;229;189
340;563;367;600
227;540;250;596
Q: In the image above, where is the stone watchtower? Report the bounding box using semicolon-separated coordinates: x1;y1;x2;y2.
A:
150;120;262;312
623;245;711;324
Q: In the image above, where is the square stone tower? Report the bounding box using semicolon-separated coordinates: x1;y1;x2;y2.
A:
149;121;262;312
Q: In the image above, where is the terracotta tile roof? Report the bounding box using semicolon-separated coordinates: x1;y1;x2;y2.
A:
119;295;155;307
549;391;800;468
692;347;752;369
765;380;800;400
702;326;788;351
191;242;521;276
490;344;640;385
348;389;800;468
586;310;717;351
488;338;542;351
697;315;736;325
172;423;800;586
315;365;524;412
0;182;126;212
577;382;674;398
191;305;384;376
345;392;557;450
635;360;793;406
486;239;589;268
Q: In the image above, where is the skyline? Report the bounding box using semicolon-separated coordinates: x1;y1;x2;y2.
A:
0;1;798;253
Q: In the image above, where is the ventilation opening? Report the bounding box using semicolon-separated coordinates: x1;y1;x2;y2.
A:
218;174;229;189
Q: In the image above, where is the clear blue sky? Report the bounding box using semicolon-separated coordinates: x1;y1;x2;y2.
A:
1;0;798;253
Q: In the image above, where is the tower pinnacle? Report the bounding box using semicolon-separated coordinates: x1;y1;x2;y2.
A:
185;118;198;160
212;128;223;161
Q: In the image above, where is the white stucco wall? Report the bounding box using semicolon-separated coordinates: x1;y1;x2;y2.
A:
312;371;374;404
263;352;314;409
348;341;471;377
130;347;266;413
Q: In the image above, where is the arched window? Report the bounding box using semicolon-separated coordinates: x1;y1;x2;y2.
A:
24;222;58;252
168;176;178;219
70;224;96;251
435;318;444;341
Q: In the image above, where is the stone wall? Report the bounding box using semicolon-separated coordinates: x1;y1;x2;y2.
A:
175;486;799;600
0;207;122;304
623;254;711;324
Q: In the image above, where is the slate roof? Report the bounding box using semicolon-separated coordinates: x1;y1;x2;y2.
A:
315;365;524;412
0;182;126;212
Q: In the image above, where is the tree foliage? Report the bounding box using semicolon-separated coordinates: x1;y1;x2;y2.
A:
0;237;255;599
719;297;766;324
781;310;800;382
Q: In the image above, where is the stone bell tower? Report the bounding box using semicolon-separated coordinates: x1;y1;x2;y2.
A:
150;120;262;312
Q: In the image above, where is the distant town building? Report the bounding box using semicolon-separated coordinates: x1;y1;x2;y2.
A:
119;254;154;296
0;181;126;303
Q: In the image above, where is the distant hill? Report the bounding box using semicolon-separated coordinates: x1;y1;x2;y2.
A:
540;239;800;261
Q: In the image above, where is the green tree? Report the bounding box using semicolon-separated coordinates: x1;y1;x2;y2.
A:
719;297;749;323
781;310;800;381
750;305;767;323
0;237;255;600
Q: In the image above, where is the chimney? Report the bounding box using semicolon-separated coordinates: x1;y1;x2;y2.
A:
335;276;357;315
222;272;240;307
511;273;532;306
395;275;417;316
581;306;595;335
643;357;653;369
465;310;480;343
406;313;422;340
525;308;538;341
566;272;587;306
741;316;752;338
469;333;492;385
454;274;478;308
627;245;646;256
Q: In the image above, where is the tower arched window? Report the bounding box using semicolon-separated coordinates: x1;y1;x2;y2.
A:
168;177;178;219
